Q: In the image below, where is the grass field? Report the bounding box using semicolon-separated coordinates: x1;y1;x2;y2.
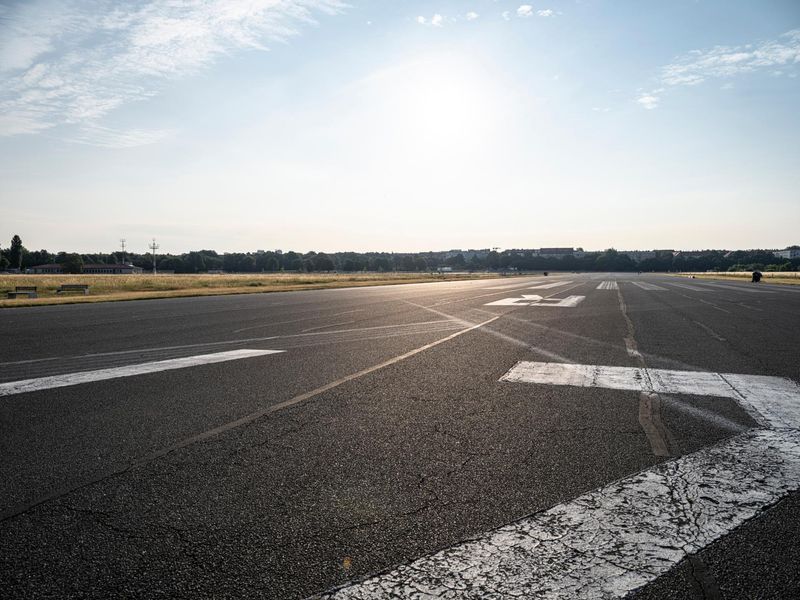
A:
0;272;500;308
674;272;800;285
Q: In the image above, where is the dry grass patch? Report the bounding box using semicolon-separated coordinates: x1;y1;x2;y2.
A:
0;272;500;308
673;272;800;285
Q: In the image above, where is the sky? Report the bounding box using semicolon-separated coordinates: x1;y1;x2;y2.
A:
0;0;799;254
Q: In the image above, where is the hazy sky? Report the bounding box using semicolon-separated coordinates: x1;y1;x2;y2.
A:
1;0;799;254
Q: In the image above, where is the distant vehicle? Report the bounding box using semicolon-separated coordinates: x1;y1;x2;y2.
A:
543;272;549;276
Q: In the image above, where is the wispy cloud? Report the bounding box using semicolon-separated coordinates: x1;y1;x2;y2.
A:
0;0;345;146
517;5;534;19
465;12;479;22
537;9;555;18
636;94;660;110
661;29;800;86
636;29;800;109
416;14;444;27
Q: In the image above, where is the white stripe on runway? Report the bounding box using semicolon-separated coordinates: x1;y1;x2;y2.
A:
486;280;572;290
0;349;284;397
631;281;667;291
323;361;800;598
596;280;618;290
666;282;713;292
322;428;800;599
500;361;800;429
526;281;573;290
691;281;775;294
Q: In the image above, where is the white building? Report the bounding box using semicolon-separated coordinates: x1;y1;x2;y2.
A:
773;247;800;260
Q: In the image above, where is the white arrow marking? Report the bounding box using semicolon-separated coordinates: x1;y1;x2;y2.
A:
485;295;585;307
0;349;284;397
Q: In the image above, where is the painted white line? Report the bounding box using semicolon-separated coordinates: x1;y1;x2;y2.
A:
485;295;585;307
596;280;618;290
0;320;457;368
692;281;775;294
0;349;284;397
666;282;713;292
485;279;559;290
500;361;800;429
526;281;573;290
323;360;800;598
631;281;667;291
322;428;800;599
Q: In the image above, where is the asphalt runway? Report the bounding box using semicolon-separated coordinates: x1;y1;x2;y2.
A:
1;273;799;598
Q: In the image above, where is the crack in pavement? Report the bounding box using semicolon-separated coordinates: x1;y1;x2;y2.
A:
617;288;680;458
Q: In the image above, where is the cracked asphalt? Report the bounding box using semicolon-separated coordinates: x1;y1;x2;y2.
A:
1;273;799;598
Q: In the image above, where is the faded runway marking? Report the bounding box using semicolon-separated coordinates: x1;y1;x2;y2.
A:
631;281;667;291
320;429;800;600
596;280;618;290
501;361;800;429
320;363;800;598
0;349;284;398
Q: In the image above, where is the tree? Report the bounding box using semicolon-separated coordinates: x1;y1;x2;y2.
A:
0;255;9;270
8;235;24;270
314;253;335;272
58;253;84;274
185;251;207;273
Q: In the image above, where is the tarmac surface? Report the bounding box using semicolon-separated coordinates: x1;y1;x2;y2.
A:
1;273;799;598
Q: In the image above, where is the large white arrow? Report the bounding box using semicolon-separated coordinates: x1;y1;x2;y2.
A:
485;294;585;307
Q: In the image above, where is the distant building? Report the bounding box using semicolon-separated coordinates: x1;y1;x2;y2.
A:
773;247;800;260
82;263;143;274
30;264;65;274
29;263;143;274
535;248;584;259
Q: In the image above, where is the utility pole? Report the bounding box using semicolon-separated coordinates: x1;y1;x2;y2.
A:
120;238;127;264
149;238;159;275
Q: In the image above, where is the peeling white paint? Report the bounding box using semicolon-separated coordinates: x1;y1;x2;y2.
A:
320;429;800;599
0;349;284;397
485;295;585;307
500;361;800;429
318;361;800;599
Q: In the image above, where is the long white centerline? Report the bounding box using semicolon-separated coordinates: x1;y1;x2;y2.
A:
0;349;284;398
0;320;455;368
1;316;500;521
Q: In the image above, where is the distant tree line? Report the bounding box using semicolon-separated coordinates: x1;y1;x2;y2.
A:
1;235;798;273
